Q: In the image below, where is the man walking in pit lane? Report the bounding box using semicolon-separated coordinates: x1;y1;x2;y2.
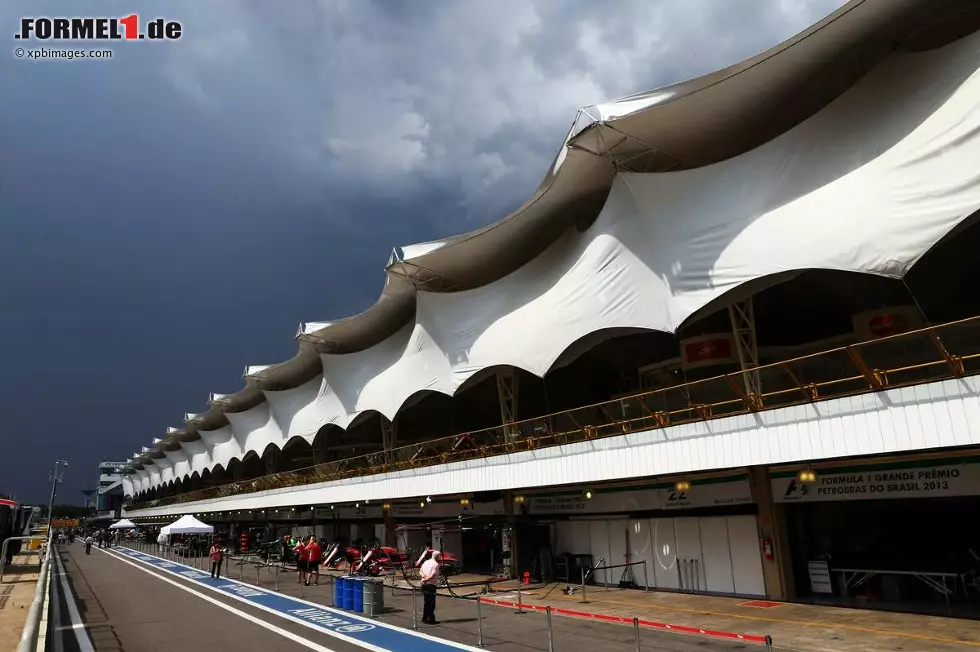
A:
420;550;441;625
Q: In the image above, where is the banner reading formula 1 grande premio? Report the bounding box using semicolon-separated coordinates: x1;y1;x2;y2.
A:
772;460;980;503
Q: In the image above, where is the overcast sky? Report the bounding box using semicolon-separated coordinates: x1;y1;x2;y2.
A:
0;0;844;503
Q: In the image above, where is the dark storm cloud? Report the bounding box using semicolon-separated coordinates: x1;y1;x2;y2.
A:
0;0;844;501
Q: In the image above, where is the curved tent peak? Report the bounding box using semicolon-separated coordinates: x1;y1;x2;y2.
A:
209;385;266;413
298;321;332;338
247;348;321;389
140;446;151;453
208;392;229;403
152;437;163;444
389;240;448;265
166;427;180;435
185;413;199;422
243;365;271;378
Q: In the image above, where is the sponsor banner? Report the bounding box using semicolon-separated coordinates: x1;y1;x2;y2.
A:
391;501;491;519
316;504;382;520
680;334;736;369
773;462;980;503
851;306;922;340
527;478;752;515
50;519;80;527
99;461;129;472
109;547;475;651
315;500;507;520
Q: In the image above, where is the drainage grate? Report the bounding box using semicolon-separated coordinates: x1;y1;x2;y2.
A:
0;595;8;610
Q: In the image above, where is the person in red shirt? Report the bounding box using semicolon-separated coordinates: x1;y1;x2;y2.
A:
209;537;224;579
306;536;322;586
294;536;309;585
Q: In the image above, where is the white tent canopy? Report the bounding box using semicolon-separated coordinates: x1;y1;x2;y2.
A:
123;3;980;496
109;518;136;530
160;515;213;535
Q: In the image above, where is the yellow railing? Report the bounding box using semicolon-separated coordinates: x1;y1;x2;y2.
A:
130;316;980;510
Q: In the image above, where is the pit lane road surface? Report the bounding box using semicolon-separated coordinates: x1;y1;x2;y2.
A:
57;542;481;652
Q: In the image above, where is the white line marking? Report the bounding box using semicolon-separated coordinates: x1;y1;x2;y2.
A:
97;547;360;652
54;548;94;652
107;546;482;651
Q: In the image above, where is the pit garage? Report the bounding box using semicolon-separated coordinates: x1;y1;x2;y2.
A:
534;477;767;597
773;454;980;616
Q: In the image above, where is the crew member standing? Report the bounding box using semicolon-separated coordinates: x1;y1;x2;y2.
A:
420;550;441;625
306;536;322;586
84;534;94;555
209;538;224;579
294;535;309;585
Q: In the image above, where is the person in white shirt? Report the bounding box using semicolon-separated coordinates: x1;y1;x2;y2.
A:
420;550;441;625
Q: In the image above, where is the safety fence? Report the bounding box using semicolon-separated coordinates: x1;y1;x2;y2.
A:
475;596;773;650
13;548;50;652
132;315;980;509
119;540;773;651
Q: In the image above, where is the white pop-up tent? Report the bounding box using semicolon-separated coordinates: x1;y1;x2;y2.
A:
109;518;136;530
160;515;213;535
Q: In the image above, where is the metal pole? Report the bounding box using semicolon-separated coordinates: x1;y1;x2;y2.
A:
643;561;649;593
240;558;244;581
0;540;6;583
518;580;524;614
580;567;588;604
412;588;418;630
477;597;484;647
633;617;641;652
546;606;554;652
275;563;280;591
603;562;608;591
45;463;62;545
256;563;260;587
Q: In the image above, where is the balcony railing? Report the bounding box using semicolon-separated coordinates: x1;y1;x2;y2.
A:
130;316;980;510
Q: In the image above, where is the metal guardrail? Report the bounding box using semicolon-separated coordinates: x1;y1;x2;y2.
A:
16;551;50;652
131;316;980;510
0;536;45;583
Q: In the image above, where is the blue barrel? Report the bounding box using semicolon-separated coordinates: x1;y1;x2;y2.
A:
353;578;365;613
334;576;346;607
343;576;356;610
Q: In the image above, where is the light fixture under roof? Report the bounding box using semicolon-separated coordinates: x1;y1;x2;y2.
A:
797;469;817;483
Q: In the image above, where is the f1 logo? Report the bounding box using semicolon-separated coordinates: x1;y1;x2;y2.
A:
783;479;809;499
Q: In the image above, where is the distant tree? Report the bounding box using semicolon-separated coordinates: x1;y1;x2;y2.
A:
49;504;96;519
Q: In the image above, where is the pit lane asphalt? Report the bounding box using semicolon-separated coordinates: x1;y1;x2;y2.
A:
55;542;405;652
55;544;755;652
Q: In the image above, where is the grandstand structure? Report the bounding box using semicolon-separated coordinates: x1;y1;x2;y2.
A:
121;0;980;612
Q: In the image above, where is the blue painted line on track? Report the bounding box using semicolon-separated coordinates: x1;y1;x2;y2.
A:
109;546;477;652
